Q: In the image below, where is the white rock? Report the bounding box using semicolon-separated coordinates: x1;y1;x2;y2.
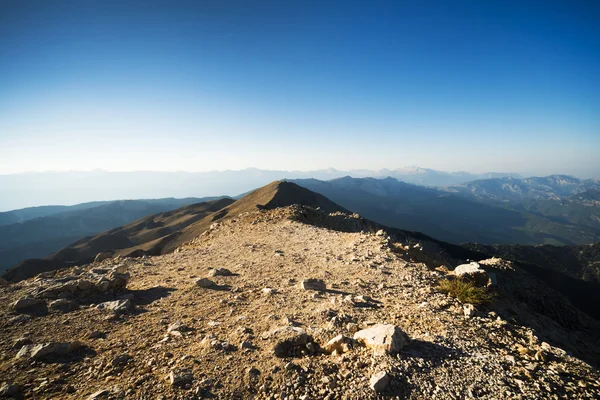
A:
370;371;390;392
463;304;476;318
95;299;133;313
353;324;409;355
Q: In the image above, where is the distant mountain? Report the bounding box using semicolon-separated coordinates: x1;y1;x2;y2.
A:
0;201;109;226
3;181;347;281
447;175;600;202
0;168;522;211
290;176;600;245
0;197;225;273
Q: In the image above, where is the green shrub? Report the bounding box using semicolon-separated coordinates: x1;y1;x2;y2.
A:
437;278;493;305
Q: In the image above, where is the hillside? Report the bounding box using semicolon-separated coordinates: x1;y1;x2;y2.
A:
291;176;600;245
2;182;347;283
0;202;598;399
0;197;225;274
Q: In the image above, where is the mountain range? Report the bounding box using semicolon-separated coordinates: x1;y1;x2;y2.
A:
0;168;522;211
290;175;600;246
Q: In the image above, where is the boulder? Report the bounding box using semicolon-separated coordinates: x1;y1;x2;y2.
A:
95;299;134;313
300;278;326;291
208;268;234;277
0;277;8;286
353;324;409;356
453;262;492;287
195;278;216;288
370;371;390;392
13;297;45;312
269;326;309;357
16;341;81;359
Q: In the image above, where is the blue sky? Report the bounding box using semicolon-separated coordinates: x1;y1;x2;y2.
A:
1;0;599;177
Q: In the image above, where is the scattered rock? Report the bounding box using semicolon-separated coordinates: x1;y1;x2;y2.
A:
300;278;326;291
209;268;234;277
169;368;193;387
87;389;110;399
324;334;353;354
452;262;492;287
353;324;409;356
195;278;216;288
269;326;309;357
16;341;82;360
370;371;390;392
12;337;32;349
13;297;45;312
463;304;476;318
95;299;134;313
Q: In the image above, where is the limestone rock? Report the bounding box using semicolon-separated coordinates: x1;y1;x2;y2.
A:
209;268;233;277
196;278;216;288
88;389;111;399
269;326;309;357
95;299;134;313
463;304;476;318
16;341;81;359
453;262;492;287
353;324;409;356
370;371;390;392
13;297;45;312
169;368;193;387
324;334;353;354
300;278;326;291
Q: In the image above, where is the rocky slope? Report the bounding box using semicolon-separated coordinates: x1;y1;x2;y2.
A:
1;203;599;399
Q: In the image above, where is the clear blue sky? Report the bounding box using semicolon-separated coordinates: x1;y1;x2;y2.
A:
1;0;599;177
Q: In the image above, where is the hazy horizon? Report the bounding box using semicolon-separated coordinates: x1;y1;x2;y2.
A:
2;1;599;178
0;166;598;180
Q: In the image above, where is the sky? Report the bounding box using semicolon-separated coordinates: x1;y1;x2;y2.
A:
1;0;599;178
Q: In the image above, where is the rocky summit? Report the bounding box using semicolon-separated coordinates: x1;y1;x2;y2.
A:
1;202;599;399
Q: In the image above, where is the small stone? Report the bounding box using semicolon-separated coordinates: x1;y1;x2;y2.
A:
95;299;134;313
209;268;234;277
169;368;194;387
111;353;132;367
370;371;390;392
300;278;326;291
88;389;111;399
463;304;475;318
12;337;33;349
269;326;309;358
16;341;82;360
195;278;216;288
13;297;45;312
324;335;353;354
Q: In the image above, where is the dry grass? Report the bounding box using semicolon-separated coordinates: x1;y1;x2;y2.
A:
438;278;493;305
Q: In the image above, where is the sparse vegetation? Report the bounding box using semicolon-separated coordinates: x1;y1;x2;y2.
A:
437;278;493;305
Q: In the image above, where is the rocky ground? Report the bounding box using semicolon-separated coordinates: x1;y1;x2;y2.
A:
1;206;599;399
